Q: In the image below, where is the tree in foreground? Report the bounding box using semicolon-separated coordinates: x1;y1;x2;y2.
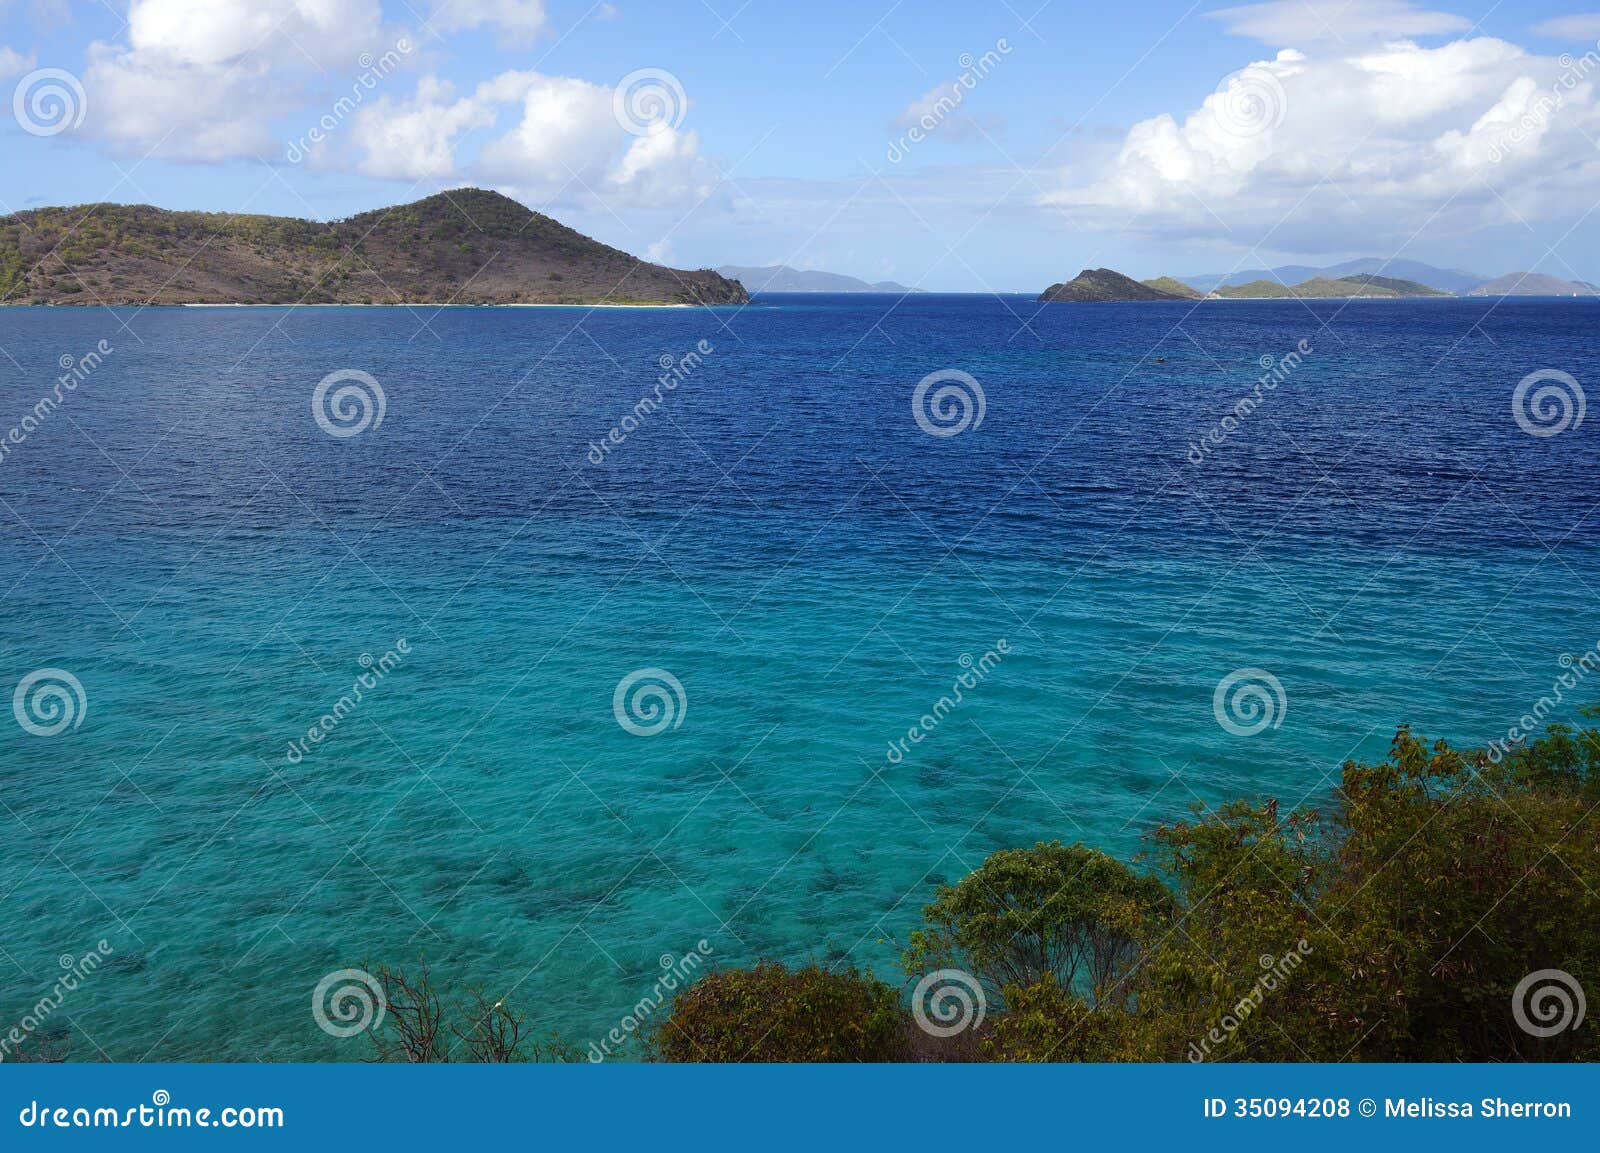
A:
647;962;907;1062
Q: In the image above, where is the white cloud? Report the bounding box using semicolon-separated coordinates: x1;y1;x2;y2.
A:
347;75;490;179
0;45;35;78
344;68;716;210
1532;14;1600;39
1212;0;1471;45
85;0;392;159
892;84;986;141
429;0;547;41
1043;36;1600;252
125;0;382;68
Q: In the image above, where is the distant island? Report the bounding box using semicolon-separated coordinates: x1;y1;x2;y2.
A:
716;265;920;293
1180;257;1485;295
1038;264;1596;302
1209;274;1446;299
1467;272;1600;297
0;189;748;307
1039;268;1191;302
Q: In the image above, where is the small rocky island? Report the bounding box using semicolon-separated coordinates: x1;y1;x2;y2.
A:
1038;268;1192;302
0;188;748;307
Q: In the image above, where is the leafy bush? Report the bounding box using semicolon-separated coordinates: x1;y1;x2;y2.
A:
904;841;1172;1008
648;962;907;1062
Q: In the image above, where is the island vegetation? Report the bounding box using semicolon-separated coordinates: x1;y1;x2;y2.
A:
0;189;748;307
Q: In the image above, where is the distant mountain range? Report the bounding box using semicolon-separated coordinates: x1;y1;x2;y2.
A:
1179;258;1486;295
1176;259;1596;298
0;189;748;306
717;265;920;293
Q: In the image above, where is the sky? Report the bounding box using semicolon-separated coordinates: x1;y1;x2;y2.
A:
4;0;1600;290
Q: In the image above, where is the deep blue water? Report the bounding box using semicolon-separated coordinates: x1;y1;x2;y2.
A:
0;294;1596;1060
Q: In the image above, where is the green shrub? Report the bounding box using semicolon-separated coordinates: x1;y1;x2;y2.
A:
649;962;907;1062
904;841;1172;1008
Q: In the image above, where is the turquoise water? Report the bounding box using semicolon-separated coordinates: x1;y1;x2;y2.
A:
0;296;1596;1059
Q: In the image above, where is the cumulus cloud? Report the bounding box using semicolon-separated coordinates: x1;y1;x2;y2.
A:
66;0;713;211
1212;0;1471;45
343;68;716;209
85;0;392;159
1042;36;1600;252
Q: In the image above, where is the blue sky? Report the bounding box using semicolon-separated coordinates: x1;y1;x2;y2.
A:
5;0;1600;289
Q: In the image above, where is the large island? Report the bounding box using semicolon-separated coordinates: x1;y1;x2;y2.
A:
0;188;748;307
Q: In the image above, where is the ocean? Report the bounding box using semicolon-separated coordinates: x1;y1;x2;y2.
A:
1;294;1596;1059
